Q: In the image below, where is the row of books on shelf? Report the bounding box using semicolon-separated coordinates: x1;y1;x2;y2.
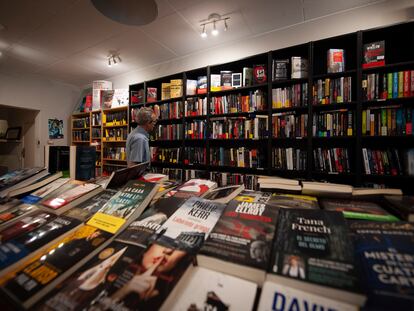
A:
272;83;308;108
158;100;182;119
91;128;101;138
3;166;414;310
103;147;126;161
72;129;90;142
103;128;128;141
362;70;414;101
72;116;90;128
185;120;206;139
272;112;308;138
210;65;267;91
210;90;267;114
313;147;351;174
153;124;184;140
185;97;207;116
362;148;414;176
312;76;353;105
91;112;101;126
362;106;414;136
272;148;307;171
103;110;128;126
210;147;264;168
210;115;268;139
312;109;353;137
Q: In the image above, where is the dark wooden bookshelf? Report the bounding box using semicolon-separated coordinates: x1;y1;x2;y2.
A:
124;20;414;193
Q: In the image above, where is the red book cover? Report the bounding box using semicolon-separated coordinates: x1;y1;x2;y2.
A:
41;183;99;210
404;71;411;97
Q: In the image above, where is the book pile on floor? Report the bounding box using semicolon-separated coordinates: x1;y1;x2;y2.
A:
0;167;413;311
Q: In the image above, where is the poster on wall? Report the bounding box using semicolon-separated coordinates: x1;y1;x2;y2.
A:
48;119;64;139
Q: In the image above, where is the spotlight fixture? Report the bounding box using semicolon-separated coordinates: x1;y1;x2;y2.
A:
199;13;230;38
107;53;122;67
201;24;207;38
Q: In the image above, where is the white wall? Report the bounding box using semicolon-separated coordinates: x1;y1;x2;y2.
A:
109;0;414;88
0;73;80;167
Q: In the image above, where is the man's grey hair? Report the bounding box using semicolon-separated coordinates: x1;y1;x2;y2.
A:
136;107;154;125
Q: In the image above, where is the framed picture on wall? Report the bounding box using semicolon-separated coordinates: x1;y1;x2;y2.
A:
5;127;22;141
48;119;64;139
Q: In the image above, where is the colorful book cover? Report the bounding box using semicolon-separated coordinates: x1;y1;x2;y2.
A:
268;193;319;209
1;225;111;308
362;40;385;69
87;180;157;234
270;209;360;294
349;221;414;311
41;183;99;210
155;197;226;254
0;202;35;225
200;191;278;270
167;179;216;199
42;236;192;310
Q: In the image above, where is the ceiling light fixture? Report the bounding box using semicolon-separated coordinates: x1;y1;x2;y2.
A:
107;53;122;67
199;13;230;38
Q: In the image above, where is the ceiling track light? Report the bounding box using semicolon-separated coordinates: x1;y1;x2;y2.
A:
199;13;230;38
107;53;122;67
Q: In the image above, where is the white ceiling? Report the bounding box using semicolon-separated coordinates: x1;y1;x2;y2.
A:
0;0;379;87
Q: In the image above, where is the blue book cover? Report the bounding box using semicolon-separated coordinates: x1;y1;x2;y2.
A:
349;221;414;311
392;72;398;98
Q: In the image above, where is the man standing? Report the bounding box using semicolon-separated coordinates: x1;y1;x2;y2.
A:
126;107;157;167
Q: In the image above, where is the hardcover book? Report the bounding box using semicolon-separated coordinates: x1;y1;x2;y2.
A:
220;70;233;89
320;197;399;221
146;87;157;102
258;281;358;311
291;57;308;79
101;89;115;109
349;221;414;311
197;76;207;94
0;225;112;309
253;64;267;84
197;191;278;284
273;59;289;80
210;74;221;92
202;184;245;204
161;265;258;311
269;209;365;306
363;40;385;69
327;49;345;73
243;67;253;86
87;180;158;234
186;79;197;96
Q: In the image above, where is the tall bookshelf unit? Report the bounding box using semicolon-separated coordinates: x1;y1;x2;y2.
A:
126;21;414;193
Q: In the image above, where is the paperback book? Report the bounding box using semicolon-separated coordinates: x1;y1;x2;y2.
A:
0;225;112;309
198;191;278;284
167;178;217;199
268;193;319;209
20;177;70;205
87;180;158;234
349;221;414;311
269;209;365;306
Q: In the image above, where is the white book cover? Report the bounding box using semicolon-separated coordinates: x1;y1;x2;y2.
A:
162;266;257;311
258;281;357;311
156;197;225;251
20;177;70;204
111;89;129;107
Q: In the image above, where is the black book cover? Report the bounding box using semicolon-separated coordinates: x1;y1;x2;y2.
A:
0;215;82;270
383;195;414;221
200;191;278;270
349;221;414;311
75;146;96;181
270;209;359;293
48;146;70;176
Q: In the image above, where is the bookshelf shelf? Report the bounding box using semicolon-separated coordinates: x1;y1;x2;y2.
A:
185;94;207;99
102;106;128;112
102;140;127;143
130;103;145;108
184;115;207;120
72;127;90;130
312;102;357;111
361;97;414;107
362;60;414;73
210;111;268;118
272;77;307;86
209;83;268;96
271;106;308;113
312;69;357;79
145;97;183;106
102;158;127;162
102;124;128;128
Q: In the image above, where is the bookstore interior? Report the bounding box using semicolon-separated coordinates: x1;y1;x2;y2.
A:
0;1;414;310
